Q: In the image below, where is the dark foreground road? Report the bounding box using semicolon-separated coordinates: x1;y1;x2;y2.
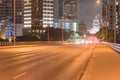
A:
0;43;119;80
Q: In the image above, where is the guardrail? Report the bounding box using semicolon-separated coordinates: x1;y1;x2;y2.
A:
0;41;64;47
103;42;120;52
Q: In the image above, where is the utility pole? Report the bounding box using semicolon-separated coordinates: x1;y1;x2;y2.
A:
14;0;16;45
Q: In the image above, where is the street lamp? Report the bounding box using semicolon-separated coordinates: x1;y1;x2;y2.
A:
60;20;64;41
62;26;64;41
96;0;108;41
60;19;64;41
13;0;16;45
96;0;100;4
47;25;50;41
114;0;117;43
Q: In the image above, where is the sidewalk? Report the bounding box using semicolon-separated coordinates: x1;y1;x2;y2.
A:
82;43;120;80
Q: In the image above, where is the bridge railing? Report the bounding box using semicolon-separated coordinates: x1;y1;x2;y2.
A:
0;41;64;47
103;42;120;52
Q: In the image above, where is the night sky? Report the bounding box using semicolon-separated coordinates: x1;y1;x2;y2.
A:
79;0;101;28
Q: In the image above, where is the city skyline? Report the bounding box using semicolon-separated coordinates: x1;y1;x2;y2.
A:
0;0;120;43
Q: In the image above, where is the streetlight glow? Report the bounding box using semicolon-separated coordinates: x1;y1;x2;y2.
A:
96;0;100;4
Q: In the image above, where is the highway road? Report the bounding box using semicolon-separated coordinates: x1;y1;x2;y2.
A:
0;43;96;80
81;43;120;80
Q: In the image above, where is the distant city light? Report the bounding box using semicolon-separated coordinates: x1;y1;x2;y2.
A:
53;23;59;29
89;15;100;34
73;23;77;32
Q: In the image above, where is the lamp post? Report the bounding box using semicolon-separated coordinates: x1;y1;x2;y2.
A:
62;27;64;41
96;0;108;41
104;2;108;42
47;25;50;41
13;0;16;45
61;20;64;41
114;0;117;43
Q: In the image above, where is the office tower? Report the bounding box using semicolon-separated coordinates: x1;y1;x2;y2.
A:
24;0;32;28
58;0;64;19
118;2;120;33
102;0;108;28
43;0;54;28
64;0;79;31
24;0;43;29
117;2;120;42
0;0;24;39
63;0;78;20
24;0;54;29
31;0;43;28
102;0;119;30
0;0;24;27
53;0;64;29
108;0;119;30
102;0;120;42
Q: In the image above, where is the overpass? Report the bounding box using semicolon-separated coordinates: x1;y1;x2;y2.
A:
0;42;120;80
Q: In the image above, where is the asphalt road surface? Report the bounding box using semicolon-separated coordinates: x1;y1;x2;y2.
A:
0;44;96;80
81;43;120;80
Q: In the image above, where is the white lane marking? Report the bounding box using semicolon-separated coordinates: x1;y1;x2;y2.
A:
13;72;27;79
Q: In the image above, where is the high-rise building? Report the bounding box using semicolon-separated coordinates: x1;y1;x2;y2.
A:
24;0;43;29
117;2;120;42
118;2;120;33
102;0;119;30
1;0;24;23
53;0;79;31
43;0;54;28
54;0;59;21
108;0;119;30
53;0;64;29
24;0;32;28
102;0;120;42
102;0;109;28
63;0;78;20
58;0;64;19
0;0;24;39
24;0;54;29
0;0;24;27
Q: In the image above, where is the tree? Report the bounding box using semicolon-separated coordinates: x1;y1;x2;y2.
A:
96;27;106;40
96;27;114;42
107;29;114;42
